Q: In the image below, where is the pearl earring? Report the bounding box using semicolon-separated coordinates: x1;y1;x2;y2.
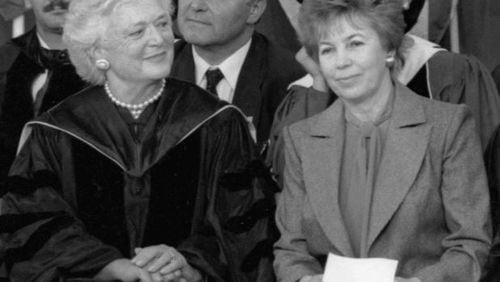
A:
96;59;110;70
402;0;411;10
385;56;395;67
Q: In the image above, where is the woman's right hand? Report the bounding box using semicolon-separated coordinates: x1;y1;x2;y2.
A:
94;258;153;282
299;274;323;282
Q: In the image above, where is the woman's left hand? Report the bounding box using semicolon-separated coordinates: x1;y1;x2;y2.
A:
131;244;201;281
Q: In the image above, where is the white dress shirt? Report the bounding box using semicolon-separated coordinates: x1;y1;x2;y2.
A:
193;39;252;103
31;34;51;102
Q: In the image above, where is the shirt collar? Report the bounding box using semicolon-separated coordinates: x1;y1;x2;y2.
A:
193;38;252;90
36;33;52;49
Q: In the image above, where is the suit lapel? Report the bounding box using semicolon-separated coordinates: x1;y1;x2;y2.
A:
367;83;431;250
304;100;354;256
170;41;196;84
171;36;265;126
232;33;266;126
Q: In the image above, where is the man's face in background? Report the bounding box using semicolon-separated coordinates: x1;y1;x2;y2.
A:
26;0;71;34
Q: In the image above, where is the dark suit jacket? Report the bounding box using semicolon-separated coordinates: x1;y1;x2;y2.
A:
170;32;305;150
274;82;492;282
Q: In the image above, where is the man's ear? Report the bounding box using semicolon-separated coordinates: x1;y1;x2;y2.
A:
24;0;32;9
247;0;267;25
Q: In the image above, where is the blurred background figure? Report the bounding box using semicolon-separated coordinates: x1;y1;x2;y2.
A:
0;0;276;280
256;0;302;53
0;0;86;184
0;0;27;45
170;0;305;153
273;0;491;281
253;0;500;71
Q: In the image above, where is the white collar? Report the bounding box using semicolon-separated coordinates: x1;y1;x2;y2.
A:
288;35;446;90
397;34;445;84
36;33;52;50
193;38;252;90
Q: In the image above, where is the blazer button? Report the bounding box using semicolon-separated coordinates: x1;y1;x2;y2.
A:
134;186;142;195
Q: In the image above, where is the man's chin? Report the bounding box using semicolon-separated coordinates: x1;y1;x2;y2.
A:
182;34;214;47
47;26;64;35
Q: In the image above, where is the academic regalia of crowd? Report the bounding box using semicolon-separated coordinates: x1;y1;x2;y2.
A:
0;78;278;281
0;27;87;184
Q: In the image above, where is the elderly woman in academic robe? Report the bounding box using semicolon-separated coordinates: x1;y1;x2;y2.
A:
0;0;276;281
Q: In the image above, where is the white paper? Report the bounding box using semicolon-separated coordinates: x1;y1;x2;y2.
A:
323;253;398;282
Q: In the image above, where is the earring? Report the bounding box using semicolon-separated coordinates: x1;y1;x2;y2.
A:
96;59;110;70
402;0;411;10
385;56;395;67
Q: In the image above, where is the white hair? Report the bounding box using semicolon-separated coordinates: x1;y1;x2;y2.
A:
63;0;173;85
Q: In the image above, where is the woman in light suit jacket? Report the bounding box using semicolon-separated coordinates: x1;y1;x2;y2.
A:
273;0;492;282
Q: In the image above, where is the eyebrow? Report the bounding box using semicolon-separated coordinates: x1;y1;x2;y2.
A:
345;33;364;40
319;32;366;45
129;13;169;27
154;14;169;22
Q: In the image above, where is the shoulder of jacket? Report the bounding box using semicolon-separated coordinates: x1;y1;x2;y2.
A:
0;42;21;74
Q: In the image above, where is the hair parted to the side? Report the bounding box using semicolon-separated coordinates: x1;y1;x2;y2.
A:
62;0;173;85
298;0;406;69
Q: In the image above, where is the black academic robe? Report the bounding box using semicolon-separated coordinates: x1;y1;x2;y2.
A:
170;32;305;152
0;78;277;282
0;28;87;182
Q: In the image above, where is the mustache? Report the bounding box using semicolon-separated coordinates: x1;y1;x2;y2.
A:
42;0;70;12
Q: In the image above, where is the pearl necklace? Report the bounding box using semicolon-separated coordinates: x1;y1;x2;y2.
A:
104;79;165;119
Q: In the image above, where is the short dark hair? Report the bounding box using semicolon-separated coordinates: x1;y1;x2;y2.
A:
298;0;406;64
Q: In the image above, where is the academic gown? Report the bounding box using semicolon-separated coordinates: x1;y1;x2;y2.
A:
0;28;87;182
0;78;277;282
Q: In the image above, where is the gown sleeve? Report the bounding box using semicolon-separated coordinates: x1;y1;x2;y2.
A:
429;52;500;150
265;85;333;188
0;126;122;281
176;107;279;282
0;42;21;181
